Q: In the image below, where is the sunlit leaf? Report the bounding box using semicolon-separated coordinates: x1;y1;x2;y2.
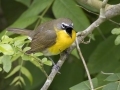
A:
19;76;26;86
10;73;26;86
5;65;21;78
1;35;13;44
14;36;28;41
111;28;120;35
30;59;42;68
0;56;3;64
115;35;120;45
11;54;21;62
23;47;31;52
21;54;31;61
14;36;29;47
42;57;52;66
1;55;12;73
34;52;43;56
0;44;14;55
15;81;22;87
42;57;47;62
10;76;19;85
0;67;2;72
21;66;33;84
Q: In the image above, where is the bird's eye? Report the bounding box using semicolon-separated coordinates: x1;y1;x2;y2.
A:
61;23;68;29
61;24;65;29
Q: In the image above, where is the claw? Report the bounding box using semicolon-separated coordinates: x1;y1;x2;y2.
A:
52;64;61;74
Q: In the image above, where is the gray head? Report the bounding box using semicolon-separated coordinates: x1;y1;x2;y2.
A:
54;18;73;30
54;18;74;37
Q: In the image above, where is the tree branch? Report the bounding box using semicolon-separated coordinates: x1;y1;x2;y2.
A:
40;2;120;90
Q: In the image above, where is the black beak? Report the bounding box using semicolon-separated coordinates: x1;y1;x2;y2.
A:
66;27;73;38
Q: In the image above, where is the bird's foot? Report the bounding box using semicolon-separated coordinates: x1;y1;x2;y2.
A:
52;64;61;74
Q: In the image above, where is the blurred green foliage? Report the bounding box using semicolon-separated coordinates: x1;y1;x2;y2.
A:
0;0;120;90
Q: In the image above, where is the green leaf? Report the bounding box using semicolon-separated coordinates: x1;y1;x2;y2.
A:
42;57;52;66
1;55;12;73
102;82;120;90
11;54;21;62
19;76;26;86
0;44;14;55
34;52;43;56
41;17;53;24
105;73;120;81
14;36;28;47
15;81;22;87
42;57;47;62
111;28;120;35
10;76;26;86
70;78;98;90
5;65;21;78
21;54;31;61
21;66;33;84
23;47;31;52
14;36;28;41
30;59;42;68
0;56;3;64
1;35;13;44
87;35;120;74
10;76;19;85
115;35;120;45
16;0;31;7
52;0;90;32
0;67;2;72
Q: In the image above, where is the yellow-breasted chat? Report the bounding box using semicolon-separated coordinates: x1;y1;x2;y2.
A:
7;18;76;56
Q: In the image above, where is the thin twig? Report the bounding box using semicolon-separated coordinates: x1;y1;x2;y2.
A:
76;38;94;90
76;5;99;16
101;71;114;75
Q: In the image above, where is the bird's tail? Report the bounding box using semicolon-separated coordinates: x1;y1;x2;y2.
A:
7;28;31;36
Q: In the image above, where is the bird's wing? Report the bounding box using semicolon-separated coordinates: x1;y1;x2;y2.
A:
26;29;57;54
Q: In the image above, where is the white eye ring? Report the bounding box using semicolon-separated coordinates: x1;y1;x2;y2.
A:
61;23;69;29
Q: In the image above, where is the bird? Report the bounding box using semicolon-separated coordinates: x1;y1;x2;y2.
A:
7;18;76;56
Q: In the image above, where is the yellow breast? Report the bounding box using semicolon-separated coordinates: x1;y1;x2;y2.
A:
48;29;76;55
